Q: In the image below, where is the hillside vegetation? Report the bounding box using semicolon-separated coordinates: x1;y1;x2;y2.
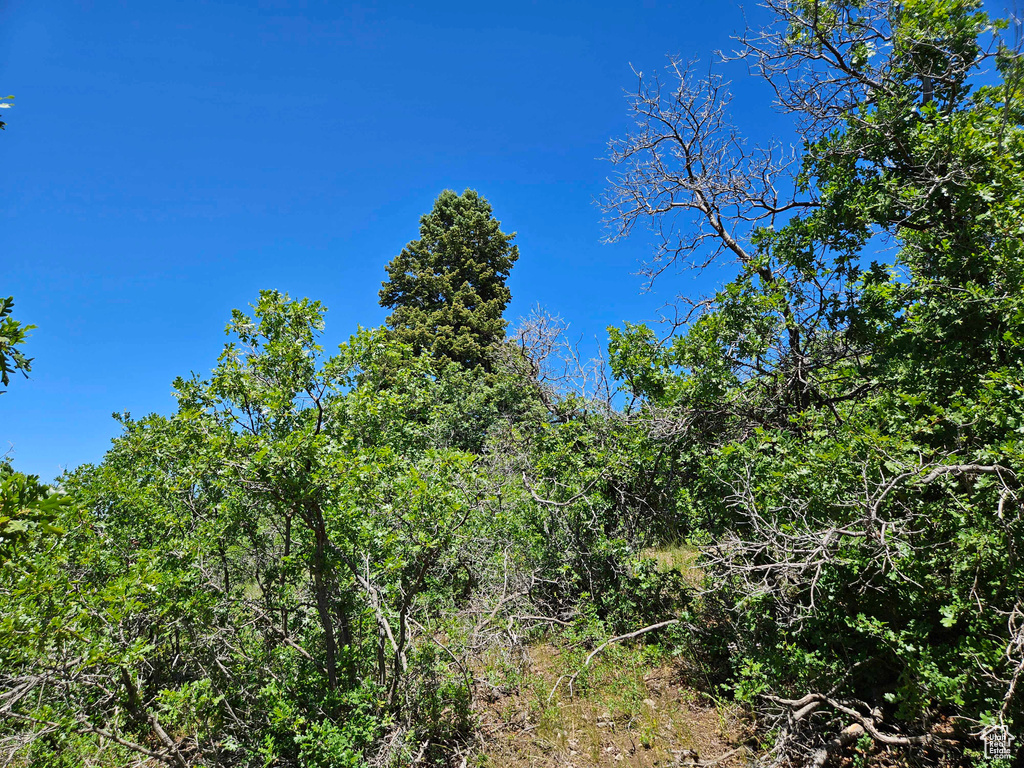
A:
2;1;1023;766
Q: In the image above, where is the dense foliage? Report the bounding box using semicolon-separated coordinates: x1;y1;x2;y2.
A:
603;0;1024;762
0;285;681;766
0;296;32;392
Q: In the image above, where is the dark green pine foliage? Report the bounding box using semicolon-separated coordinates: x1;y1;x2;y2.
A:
380;189;518;370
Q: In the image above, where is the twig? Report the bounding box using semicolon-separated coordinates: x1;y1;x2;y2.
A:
548;619;679;702
0;711;180;766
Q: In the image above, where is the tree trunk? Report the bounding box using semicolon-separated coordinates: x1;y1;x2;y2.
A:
304;502;339;692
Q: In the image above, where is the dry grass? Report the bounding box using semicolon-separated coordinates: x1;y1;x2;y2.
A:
641;542;703;589
472;640;752;768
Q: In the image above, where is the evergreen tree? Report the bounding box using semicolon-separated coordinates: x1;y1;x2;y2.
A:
379;189;518;370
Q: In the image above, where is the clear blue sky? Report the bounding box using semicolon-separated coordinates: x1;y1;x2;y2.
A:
0;0;961;480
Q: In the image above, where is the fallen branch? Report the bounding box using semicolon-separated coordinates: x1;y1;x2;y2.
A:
511;614;573;626
808;723;864;768
407;616;473;704
698;746;745;766
764;692;941;753
548;619;679;702
0;711;181;766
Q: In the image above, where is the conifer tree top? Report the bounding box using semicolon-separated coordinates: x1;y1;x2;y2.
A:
379;189;519;371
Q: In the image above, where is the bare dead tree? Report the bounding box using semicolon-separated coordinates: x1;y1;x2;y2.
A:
497;305;614;413
601;54;886;422
603;58;816;286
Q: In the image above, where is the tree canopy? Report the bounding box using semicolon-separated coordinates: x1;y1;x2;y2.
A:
379;189;519;371
0;296;32;393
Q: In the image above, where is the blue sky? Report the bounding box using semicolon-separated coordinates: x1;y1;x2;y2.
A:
2;1;999;480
